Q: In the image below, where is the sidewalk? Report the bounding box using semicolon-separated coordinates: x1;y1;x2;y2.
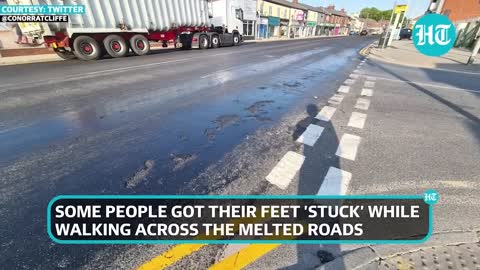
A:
317;230;480;270
369;40;480;73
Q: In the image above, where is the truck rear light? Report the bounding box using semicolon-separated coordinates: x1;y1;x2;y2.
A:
193;38;198;42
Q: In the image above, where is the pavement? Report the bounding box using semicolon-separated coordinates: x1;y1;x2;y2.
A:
1;35;480;270
369;39;480;73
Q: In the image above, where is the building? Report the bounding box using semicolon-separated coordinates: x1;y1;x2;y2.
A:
429;0;480;49
241;0;259;40
257;0;292;39
323;5;351;35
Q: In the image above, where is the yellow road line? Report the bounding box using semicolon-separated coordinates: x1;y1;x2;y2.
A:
208;244;281;270
137;244;206;270
137;213;269;270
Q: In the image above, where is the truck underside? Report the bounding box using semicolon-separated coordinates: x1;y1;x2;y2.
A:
44;26;242;61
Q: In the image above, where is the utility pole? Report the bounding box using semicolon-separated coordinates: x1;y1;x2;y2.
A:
381;1;397;49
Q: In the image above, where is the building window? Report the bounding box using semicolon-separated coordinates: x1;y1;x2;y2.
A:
269;6;272;16
243;20;255;36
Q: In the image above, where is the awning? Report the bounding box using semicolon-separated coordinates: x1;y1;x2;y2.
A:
268;16;280;26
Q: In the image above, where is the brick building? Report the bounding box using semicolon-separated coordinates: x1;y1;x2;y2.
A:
430;0;480;48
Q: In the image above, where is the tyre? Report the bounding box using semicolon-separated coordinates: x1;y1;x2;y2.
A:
199;35;209;49
211;35;220;48
72;35;102;61
54;49;76;60
103;34;129;58
130;34;150;56
233;34;240;46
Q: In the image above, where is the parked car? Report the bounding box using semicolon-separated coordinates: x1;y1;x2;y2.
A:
399;28;412;40
360;30;368;36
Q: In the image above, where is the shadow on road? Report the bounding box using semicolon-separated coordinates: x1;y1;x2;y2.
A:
280;104;345;269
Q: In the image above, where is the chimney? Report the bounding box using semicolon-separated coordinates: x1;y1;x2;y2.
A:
327;5;335;11
292;0;299;4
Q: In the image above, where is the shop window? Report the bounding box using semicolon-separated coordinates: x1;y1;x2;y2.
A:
243;21;255;36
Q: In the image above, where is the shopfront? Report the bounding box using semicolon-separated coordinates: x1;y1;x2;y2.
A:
257;17;268;39
268;16;280;38
290;10;306;38
305;21;317;37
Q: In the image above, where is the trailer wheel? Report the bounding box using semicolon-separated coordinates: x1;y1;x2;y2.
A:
103;35;129;58
233;34;240;46
130;34;150;56
73;35;102;60
199;35;209;49
211;35;220;48
54;49;76;60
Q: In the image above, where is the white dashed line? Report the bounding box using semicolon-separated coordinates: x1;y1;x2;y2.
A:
328;94;344;105
366;76;377;81
317;167;352;195
315;106;337;122
349;74;360;79
348;112;367;129
354;98;371;111
361;88;374;97
296;124;325;146
354;69;365;74
338;85;350;93
266;151;305;190
365;81;376;88
336;134;362;161
344;79;356;85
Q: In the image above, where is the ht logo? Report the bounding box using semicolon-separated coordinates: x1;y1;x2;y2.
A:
413;14;456;57
415;24;452;46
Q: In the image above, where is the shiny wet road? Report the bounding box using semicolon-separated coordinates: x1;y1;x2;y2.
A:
0;36;374;269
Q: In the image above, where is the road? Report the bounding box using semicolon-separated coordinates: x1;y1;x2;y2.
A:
1;36;479;269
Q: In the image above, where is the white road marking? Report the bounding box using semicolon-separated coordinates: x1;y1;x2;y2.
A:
338;85;350;93
328;94;344;105
296;124;325;146
336;134;362;161
366;76;377;81
344;79;356;85
201;67;237;78
354;98;371;110
317;167;352;195
353;69;365;74
349;74;360;79
364;81;376;88
348;112;368;129
361;88;374;97
266;151;305;190
366;75;480;93
315;106;337;122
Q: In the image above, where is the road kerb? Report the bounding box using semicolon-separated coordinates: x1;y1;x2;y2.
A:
315;230;480;270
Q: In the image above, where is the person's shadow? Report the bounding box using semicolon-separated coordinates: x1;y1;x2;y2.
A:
281;104;345;269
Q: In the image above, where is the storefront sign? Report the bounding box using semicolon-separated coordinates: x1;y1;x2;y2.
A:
394;5;408;14
296;11;305;21
306;21;317;27
268;16;280;26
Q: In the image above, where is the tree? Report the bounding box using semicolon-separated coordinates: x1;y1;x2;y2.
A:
360;7;394;22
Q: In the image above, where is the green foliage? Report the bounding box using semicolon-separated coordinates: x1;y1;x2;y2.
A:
360;8;394;22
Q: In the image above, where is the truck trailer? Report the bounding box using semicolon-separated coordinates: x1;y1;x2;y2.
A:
7;0;245;60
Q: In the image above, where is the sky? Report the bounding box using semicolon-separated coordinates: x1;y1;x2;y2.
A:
301;0;430;18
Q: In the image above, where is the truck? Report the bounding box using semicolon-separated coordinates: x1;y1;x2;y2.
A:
6;0;245;60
